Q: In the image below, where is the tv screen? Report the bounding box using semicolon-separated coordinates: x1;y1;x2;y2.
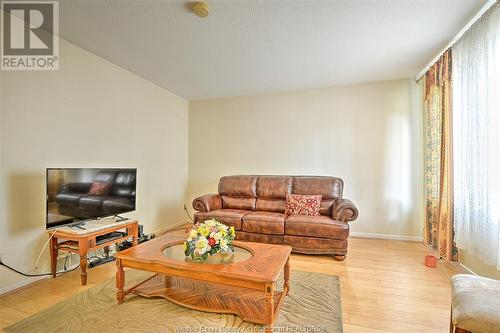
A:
46;168;137;229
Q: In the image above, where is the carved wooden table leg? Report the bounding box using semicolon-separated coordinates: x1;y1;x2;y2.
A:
79;255;87;285
284;257;290;295
116;259;125;304
265;283;275;333
49;235;58;278
78;239;88;285
130;224;139;246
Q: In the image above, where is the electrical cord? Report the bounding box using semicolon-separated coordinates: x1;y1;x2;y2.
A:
422;242;455;280
34;228;58;270
184;204;194;223
87;250;105;264
63;252;70;270
0;260;80;277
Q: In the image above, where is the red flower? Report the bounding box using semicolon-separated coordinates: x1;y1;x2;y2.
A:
208;238;216;247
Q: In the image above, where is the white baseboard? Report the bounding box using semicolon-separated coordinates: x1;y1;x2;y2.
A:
0;275;47;295
154;221;191;235
350;231;423;242
455;262;477;275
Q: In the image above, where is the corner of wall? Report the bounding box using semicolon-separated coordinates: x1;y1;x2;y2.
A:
409;79;425;239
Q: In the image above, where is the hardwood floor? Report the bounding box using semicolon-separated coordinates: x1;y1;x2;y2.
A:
0;229;465;332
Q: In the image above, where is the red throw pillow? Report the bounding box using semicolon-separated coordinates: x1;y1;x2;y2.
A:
88;182;111;196
285;194;322;216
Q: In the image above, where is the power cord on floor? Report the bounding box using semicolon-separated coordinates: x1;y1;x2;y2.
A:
63;252;71;271
0;260;80;277
439;256;453;281
419;226;457;280
422;242;454;281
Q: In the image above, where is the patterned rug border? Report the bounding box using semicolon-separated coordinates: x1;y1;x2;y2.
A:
5;269;343;333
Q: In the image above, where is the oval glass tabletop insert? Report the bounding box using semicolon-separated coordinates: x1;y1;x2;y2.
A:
162;243;252;264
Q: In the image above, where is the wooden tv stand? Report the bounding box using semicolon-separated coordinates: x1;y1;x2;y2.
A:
48;218;139;285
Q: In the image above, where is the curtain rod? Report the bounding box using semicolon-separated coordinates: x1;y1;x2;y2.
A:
414;0;497;82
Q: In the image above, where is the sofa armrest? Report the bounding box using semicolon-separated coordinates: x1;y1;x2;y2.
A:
332;199;358;223
192;194;222;213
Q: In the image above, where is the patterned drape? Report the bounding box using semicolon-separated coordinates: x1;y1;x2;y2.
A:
423;49;457;261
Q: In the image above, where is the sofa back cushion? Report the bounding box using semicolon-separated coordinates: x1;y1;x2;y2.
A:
111;171;136;197
217;175;344;214
292;176;343;198
219;176;257;210
255;176;292;213
94;171;116;183
292;176;343;216
221;196;256;211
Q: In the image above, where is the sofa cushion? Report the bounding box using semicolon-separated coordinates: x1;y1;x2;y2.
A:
103;197;135;213
285;235;348;253
237;231;284;244
319;198;335;216
256;176;292;199
221;196;256;211
285;194;322;216
55;193;88;206
218;176;257;197
94;171;117;183
285;214;349;240
292;176;343;199
255;198;286;213
194;209;252;230
111;171;136;197
79;195;108;210
242;211;285;235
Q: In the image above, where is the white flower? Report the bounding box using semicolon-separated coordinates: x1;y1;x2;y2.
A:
195;236;210;255
189;229;198;239
205;219;216;227
195;236;208;249
220;238;228;251
213;232;223;243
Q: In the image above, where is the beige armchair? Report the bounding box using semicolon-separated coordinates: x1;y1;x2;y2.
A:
450;274;500;333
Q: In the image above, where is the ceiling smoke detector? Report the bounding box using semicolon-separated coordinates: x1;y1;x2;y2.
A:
193;1;210;18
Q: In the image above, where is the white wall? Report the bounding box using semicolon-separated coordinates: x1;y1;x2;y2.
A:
189;79;423;239
460;250;500;279
0;38;189;289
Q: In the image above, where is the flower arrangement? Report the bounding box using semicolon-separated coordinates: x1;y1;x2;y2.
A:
184;219;236;262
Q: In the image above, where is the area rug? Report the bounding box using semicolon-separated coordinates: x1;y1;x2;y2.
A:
5;270;342;333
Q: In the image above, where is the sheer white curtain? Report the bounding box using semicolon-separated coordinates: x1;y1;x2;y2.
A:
453;3;500;269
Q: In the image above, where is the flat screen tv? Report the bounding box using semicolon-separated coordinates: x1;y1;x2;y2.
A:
46;168;137;229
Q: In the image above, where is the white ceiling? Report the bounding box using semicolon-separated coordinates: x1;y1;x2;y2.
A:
59;0;486;100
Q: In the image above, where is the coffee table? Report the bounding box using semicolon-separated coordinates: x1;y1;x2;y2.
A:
115;234;291;331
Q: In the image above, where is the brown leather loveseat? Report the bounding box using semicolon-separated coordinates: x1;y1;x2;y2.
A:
193;175;358;260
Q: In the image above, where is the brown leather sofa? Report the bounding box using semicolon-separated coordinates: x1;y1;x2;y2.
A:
192;175;358;260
